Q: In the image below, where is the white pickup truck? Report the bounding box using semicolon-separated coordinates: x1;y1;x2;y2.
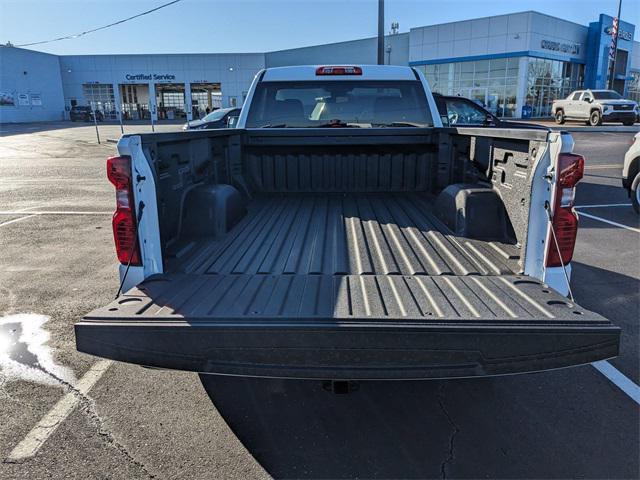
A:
75;65;619;380
552;89;638;126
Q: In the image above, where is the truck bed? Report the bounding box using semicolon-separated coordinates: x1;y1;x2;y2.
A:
170;192;521;277
77;192;619;379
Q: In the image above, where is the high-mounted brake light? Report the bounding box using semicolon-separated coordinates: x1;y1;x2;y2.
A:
315;66;363;76
106;155;141;266
545;153;584;268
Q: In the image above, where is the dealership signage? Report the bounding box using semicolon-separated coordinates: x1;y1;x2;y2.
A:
125;73;176;81
605;25;632;41
540;39;580;55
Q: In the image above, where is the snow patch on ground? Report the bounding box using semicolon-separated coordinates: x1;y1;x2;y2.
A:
0;313;77;387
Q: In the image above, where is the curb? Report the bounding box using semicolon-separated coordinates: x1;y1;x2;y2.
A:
106;138;119;144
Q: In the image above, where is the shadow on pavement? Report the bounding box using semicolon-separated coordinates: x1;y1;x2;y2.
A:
571;261;639;382
0;121;88;136
201;367;638;479
575;180;629;206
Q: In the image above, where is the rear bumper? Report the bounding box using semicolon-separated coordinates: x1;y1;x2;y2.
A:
75;319;620;380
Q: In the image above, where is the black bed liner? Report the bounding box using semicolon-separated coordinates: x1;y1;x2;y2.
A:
87;272;607;324
170;193;521;276
77;271;619;379
77;193;619;379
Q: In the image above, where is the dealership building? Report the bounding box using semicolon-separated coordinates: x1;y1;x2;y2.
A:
1;11;639;123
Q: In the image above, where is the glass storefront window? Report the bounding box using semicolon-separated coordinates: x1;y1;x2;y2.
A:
628;71;640;103
490;58;507;76
419;56;521;118
525;58;584;117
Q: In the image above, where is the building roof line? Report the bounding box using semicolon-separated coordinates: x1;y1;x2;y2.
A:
407;10;587;31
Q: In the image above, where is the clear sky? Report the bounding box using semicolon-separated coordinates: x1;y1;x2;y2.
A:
0;0;637;55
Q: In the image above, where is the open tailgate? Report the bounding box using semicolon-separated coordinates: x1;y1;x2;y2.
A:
75;273;619;379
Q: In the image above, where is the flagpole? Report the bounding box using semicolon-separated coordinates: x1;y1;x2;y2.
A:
607;0;623;90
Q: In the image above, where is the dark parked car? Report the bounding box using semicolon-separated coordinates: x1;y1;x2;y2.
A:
70;105;103;122
182;107;241;130
433;94;542;129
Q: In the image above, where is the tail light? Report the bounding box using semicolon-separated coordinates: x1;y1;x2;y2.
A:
315;66;362;76
107;155;141;266
545;153;584;267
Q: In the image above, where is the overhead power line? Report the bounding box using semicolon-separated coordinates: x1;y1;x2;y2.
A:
15;0;184;47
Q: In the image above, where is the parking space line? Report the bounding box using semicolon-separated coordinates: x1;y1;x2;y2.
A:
592;361;640;405
583;164;623;170
6;360;113;462
14;205;46;213
577;211;640;233
575;203;631;209
0;215;38;228
0;211;111;216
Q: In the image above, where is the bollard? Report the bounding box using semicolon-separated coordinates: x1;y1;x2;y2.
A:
91;103;101;144
118;110;124;134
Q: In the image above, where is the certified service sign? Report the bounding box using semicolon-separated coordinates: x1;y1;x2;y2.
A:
125;73;177;81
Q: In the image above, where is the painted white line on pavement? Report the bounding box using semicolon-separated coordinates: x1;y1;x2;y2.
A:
584;164;623;170
6;359;113;462
575;203;632;209
14;205;46;213
0;211;111;216
0;215;37;228
592;361;640;405
577;211;640;233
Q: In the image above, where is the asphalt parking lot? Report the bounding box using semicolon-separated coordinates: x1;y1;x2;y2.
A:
0;122;638;479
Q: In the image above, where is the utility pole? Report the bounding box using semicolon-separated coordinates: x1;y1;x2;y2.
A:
377;0;384;65
607;0;623;91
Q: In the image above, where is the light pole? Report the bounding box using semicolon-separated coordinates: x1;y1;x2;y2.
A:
377;0;384;65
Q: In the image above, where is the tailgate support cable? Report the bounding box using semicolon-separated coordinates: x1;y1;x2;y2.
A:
544;200;574;302
115;200;145;299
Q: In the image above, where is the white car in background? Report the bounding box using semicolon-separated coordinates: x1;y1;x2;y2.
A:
623;132;640;213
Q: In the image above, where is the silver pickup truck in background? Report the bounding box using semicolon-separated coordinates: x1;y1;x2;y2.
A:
552;89;638;126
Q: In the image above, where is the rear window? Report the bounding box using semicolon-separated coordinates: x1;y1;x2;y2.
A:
245;80;433;128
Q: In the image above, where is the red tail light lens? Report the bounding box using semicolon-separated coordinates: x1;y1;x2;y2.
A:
106;156;141;266
315;66;363;76
545;153;584;267
557;153;584;188
546;208;578;266
107;155;132;190
112;209;141;265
